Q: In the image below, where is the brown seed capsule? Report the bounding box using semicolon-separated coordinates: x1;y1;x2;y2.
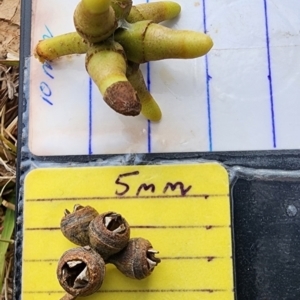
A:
57;246;106;297
107;237;161;279
60;292;77;300
60;204;99;246
88;212;130;260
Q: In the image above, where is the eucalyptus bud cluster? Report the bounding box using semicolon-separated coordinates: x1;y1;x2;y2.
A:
57;204;160;299
34;0;213;122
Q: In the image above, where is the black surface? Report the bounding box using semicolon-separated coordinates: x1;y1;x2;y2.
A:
233;179;300;300
15;0;32;299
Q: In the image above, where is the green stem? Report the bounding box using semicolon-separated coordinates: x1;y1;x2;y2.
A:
74;0;117;43
82;0;111;14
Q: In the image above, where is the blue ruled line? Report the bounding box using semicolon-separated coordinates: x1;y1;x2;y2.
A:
88;77;93;155
42;97;53;106
146;0;151;153
147;62;152;153
202;0;213;151
263;0;276;148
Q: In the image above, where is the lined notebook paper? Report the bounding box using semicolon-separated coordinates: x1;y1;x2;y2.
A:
28;0;300;155
22;163;234;300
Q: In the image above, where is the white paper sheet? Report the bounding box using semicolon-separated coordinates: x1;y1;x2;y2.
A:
28;0;300;155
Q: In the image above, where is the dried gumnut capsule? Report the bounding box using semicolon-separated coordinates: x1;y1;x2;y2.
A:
60;204;99;246
88;211;130;260
107;237;161;279
57;246;105;298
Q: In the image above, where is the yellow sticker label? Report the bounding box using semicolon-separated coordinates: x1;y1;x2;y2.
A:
22;163;234;300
